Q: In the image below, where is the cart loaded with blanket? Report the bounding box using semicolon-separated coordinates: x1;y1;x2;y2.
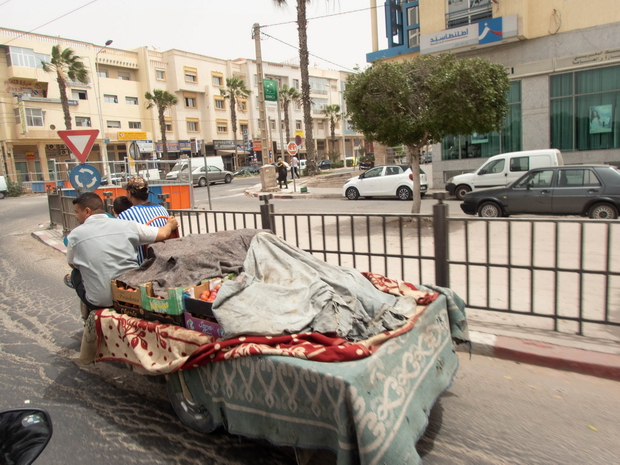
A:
80;229;469;465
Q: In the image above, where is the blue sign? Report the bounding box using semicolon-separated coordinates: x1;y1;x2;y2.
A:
70;163;101;192
478;17;503;45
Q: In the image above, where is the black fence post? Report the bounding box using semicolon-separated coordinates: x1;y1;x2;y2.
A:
433;192;450;287
158;193;171;211
259;194;275;233
103;191;114;216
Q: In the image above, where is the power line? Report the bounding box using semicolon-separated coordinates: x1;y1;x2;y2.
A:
260;31;357;73
1;0;101;46
0;0;15;8
262;4;380;28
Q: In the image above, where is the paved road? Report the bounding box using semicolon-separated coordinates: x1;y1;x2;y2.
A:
1;195;619;464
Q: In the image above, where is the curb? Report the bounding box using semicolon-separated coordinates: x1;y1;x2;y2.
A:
32;229;67;255
457;330;620;381
244;188;341;199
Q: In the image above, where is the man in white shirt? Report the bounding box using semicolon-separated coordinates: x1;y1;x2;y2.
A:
65;192;178;311
291;155;300;179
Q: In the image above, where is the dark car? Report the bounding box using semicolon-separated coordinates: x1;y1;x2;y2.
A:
317;159;332;170
460;164;620;219
234;166;260;176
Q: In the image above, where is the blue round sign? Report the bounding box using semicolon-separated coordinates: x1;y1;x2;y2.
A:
70;163;101;192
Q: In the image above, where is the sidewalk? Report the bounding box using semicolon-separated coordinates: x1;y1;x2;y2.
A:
33;208;620;382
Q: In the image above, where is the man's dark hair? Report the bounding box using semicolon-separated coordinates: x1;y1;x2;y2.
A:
113;195;133;215
73;192;104;212
127;186;149;201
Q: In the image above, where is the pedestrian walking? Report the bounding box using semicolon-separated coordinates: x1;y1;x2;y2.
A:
291;155;300;179
276;158;289;189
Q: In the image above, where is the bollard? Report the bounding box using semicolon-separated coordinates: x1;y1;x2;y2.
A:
433;192;450;287
158;193;171;211
259;194;275;234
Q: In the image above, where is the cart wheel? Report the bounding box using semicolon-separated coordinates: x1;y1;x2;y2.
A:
166;371;216;433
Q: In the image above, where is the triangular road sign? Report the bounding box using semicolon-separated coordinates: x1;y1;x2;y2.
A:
58;129;99;163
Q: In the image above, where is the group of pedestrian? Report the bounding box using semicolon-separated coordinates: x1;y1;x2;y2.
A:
275;155;301;189
64;176;178;316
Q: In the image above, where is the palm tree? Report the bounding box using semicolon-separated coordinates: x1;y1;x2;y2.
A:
322;104;342;155
272;0;319;175
220;77;251;169
144;89;178;159
41;45;89;130
279;84;301;145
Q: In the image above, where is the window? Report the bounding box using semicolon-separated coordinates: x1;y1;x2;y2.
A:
295;120;302;130
270;119;275;130
118;71;130;81
481;158;505;174
312;98;328;115
238;99;247;111
294;101;301;111
240;123;249;138
97;69;109;78
446;0;492;29
214;97;225;110
558;169;602;187
6;46;48;69
25;108;44;127
551;64;620;152
318;121;324;129
71;90;87;100
184;67;198;83
165;117;173;132
408;28;419;48
184;92;197;108
407;6;419;26
293;79;300;89
187;119;199;132
442;80;522;160
106;120;121;128
125;97;138;105
104;94;118;103
212;73;223;86
309;77;328;95
155;69;166;80
514;170;554;189
75;116;91;127
129;121;142;129
216;119;228;133
510;157;530;172
254;74;258;86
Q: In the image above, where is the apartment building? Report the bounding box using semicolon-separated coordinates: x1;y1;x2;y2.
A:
0;26;365;182
368;1;620;187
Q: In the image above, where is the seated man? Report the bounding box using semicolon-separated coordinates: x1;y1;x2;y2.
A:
118;175;170;264
65;192;178;312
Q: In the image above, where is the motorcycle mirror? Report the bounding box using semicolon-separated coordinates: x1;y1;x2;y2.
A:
0;408;53;465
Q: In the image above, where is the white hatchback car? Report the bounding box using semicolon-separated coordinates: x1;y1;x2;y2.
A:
343;165;428;200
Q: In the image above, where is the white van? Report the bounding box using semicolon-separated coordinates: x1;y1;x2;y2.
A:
445;149;564;200
0;175;7;199
166;156;224;180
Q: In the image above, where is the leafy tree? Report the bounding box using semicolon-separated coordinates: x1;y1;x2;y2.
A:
344;54;510;213
279;84;301;145
41;45;89;130
322;104;342;155
272;0;319;175
220;77;251;168
145;89;178;159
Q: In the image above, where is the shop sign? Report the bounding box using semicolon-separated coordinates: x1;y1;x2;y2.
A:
26;152;35;159
213;139;235;150
134;140;155;153
155;141;180;152
118;131;147;141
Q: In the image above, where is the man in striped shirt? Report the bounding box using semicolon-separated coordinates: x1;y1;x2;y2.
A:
118;176;169;263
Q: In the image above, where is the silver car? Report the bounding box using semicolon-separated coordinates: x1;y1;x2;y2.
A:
179;165;233;187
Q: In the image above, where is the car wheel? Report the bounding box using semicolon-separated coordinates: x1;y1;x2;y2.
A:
345;187;360;200
397;186;412;200
420;193;426;198
224;174;232;184
589;202;618;219
455;185;471;200
478;202;502;218
198;177;207;187
167;372;216;433
0;192;5;199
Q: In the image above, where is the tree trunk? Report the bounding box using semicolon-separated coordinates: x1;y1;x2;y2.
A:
159;107;168;159
407;142;423;214
231;94;239;169
57;71;72;130
296;1;317;175
284;102;291;145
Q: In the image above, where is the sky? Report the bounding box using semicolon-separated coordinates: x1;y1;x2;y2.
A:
0;0;387;73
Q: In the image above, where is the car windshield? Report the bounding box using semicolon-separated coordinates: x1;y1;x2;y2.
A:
171;163;187;172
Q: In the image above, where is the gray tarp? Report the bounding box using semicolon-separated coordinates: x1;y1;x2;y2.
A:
213;232;416;341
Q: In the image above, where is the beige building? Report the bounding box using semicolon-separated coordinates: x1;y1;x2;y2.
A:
368;1;620;187
0;26;365;182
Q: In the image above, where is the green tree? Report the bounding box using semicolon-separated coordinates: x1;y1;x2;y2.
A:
220;77;251;169
279;84;301;146
145;89;178;159
322;104;342;155
41;45;89;130
272;0;319;175
344;54;510;213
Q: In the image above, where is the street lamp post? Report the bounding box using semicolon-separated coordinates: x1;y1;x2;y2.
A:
94;39;113;184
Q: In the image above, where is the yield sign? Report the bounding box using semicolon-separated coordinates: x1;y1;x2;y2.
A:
58;129;99;163
287;142;298;155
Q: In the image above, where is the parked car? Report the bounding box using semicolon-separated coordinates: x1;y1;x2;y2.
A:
179;165;233;186
99;172;127;186
460;164;620;219
166;156;225;180
234;166;260;176
317;159;332;170
343;165;428;200
0;175;7;199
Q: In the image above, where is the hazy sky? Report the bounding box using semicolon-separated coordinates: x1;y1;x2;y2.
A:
1;0;386;72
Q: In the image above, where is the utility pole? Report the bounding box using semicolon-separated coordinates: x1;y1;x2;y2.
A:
253;23;270;164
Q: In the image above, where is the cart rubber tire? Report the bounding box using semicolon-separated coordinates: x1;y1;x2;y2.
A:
167;371;216;433
589;202;618;219
455;185;471;200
